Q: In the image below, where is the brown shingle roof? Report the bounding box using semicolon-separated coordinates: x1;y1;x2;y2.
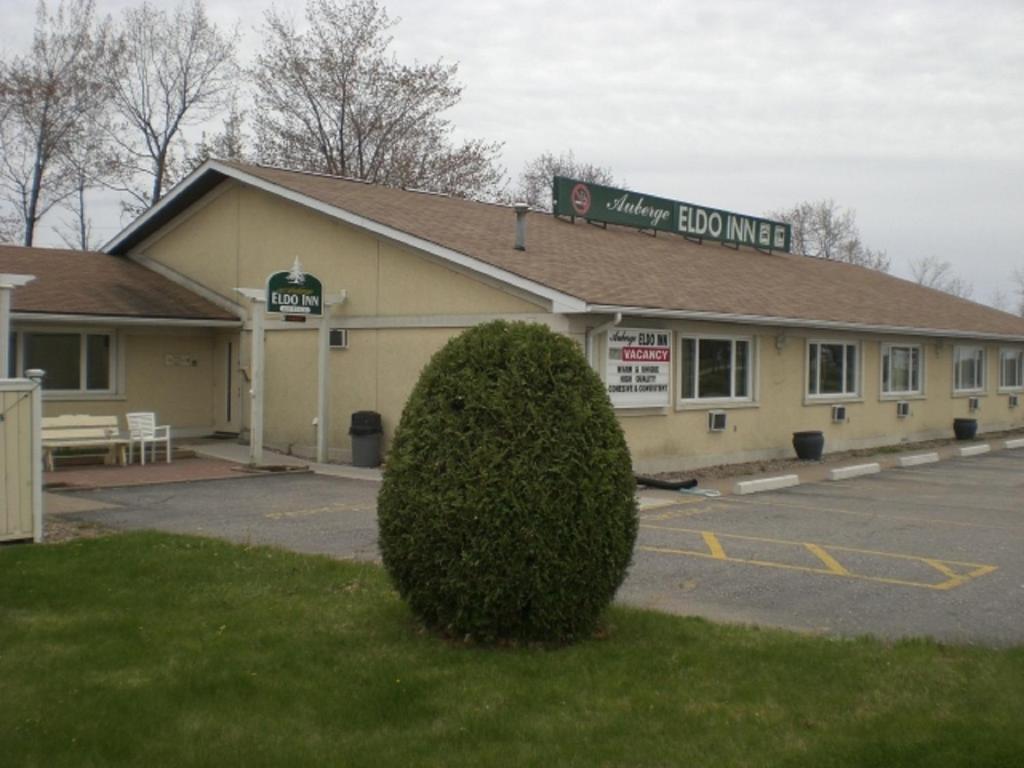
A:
0;245;238;322
221;162;1024;340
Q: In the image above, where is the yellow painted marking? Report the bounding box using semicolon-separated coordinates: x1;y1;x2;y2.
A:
639;524;998;591
804;542;849;575
702;531;727;560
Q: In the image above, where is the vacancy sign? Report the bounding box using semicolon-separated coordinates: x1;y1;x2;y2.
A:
606;328;672;408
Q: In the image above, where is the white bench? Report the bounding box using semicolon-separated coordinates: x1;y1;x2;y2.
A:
41;415;129;472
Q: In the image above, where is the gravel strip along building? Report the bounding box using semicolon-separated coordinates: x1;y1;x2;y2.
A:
5;159;1023;471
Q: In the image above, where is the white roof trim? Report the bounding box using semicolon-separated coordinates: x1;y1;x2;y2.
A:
12;312;241;328
585;304;1024;342
103;160;588;314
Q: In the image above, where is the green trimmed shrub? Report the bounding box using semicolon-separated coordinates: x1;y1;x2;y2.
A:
378;321;637;643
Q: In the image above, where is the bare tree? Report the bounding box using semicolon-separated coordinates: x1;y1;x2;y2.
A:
251;0;505;199
909;255;973;299
1013;268;1024;317
769;199;891;272
0;0;111;246
515;150;616;210
989;286;1011;313
186;93;249;169
54;118;116;249
107;0;238;212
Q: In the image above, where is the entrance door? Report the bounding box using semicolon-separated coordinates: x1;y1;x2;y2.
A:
212;334;241;433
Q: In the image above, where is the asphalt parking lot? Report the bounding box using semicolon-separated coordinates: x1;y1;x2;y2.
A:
58;450;1024;646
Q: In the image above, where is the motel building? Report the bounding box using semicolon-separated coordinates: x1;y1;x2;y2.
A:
2;160;1024;473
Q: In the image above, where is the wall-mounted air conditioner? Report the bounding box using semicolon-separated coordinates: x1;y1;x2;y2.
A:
831;405;847;423
329;328;349;350
1010;394;1020;409
968;397;981;412
896;401;910;418
708;411;727;432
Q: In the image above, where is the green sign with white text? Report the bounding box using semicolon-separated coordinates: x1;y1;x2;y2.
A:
552;176;791;252
266;259;323;316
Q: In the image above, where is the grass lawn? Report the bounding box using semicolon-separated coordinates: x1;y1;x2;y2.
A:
1;533;1022;767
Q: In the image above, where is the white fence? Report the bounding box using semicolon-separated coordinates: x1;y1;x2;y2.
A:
0;379;42;542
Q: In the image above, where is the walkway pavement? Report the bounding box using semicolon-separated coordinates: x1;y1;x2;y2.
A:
182;440;384;483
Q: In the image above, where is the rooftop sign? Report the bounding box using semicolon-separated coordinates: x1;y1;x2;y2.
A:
552;176;791;253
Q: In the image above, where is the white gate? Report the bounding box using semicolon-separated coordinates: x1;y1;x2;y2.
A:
0;379;42;542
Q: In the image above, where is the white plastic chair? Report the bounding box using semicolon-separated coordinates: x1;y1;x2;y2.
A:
126;412;172;465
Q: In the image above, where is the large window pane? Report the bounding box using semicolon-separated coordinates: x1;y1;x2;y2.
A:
86;334;110;390
735;340;749;398
24;333;80;390
680;338;696;399
7;333;15;378
890;347;910;391
910;348;920;391
820;344;844;394
698;339;732;398
808;344;818;395
845;345;857;394
1001;349;1023;388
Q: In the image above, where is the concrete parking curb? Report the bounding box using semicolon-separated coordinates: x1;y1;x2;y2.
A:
828;463;881;481
897;453;940;467
1005;438;1024;450
733;475;799;495
957;444;991;457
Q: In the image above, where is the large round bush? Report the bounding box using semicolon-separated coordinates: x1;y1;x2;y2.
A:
378;320;637;643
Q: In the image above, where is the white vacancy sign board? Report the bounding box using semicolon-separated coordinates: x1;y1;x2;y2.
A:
606;328;672;408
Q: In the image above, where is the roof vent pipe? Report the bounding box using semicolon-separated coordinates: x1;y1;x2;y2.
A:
513;203;529;251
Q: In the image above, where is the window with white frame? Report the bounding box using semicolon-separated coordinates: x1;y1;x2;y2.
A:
953;345;985;393
807;341;859;397
679;336;752;401
1000;347;1024;390
9;331;116;393
882;344;922;395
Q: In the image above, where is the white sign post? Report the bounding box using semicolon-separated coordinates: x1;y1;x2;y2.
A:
235;288;266;465
238;259;345;467
0;274;36;378
605;328;672;408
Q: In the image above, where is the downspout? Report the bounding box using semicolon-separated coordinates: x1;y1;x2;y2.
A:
585;312;623;372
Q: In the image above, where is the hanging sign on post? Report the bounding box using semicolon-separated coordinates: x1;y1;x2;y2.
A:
266;257;323;316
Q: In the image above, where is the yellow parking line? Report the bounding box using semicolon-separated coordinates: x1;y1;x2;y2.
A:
804;543;849;575
639;524;998;591
702;531;727;560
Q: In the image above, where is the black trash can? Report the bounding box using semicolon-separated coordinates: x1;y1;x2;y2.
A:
349;411;383;468
953;418;978;441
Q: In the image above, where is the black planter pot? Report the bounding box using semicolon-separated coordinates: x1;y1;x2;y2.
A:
953;418;978;441
792;430;825;461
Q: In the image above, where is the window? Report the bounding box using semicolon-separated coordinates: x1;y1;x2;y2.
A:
10;331;115;393
953;345;985;393
808;342;858;397
679;336;752;401
1000;348;1024;390
882;344;922;395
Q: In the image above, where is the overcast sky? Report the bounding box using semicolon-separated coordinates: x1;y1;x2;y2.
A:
3;0;1022;305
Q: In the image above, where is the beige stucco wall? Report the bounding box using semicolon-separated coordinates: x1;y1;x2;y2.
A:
135;181;547;460
139;182;543;317
36;327;218;435
574;316;1024;472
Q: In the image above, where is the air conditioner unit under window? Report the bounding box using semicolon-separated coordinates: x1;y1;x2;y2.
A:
968;397;981;412
831;405;847;423
896;401;910;418
708;411;727;432
329;328;349;350
1010;394;1020;409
